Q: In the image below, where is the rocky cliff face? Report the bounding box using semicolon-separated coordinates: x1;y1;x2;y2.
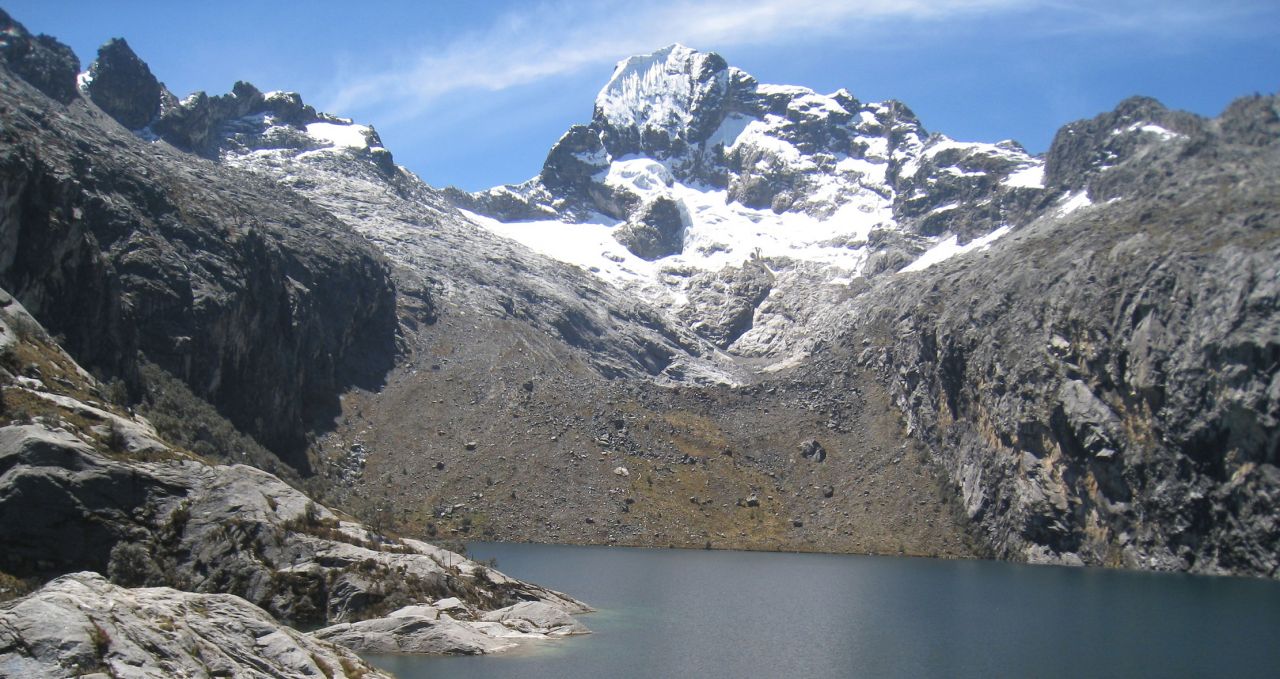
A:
819;95;1280;576
0;23;398;467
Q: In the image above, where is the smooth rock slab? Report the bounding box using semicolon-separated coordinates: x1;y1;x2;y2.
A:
313;600;591;655
313;615;515;655
482;600;593;636
0;572;387;679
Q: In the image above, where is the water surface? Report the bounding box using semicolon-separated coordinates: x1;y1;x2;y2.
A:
367;542;1280;678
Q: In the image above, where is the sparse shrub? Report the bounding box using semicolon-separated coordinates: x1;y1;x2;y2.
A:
107;541;166;587
0;344;17;373
88;621;111;659
164;501;192;541
136;362;287;477
103;378;129;406
104;420;127;453
0;570;37;602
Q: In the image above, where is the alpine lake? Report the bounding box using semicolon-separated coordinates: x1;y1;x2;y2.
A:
365;542;1280;678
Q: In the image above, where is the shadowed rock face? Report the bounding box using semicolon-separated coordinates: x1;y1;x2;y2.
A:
613;196;687;260
0;17;398;467
84;38;164;130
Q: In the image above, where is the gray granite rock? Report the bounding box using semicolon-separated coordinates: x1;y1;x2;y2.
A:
0;572;389;679
481;600;592;636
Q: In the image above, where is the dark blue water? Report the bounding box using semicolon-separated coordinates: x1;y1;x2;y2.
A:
366;542;1280;679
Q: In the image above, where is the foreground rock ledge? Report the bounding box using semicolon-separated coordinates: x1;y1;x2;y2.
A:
314;598;592;655
0;572;389;679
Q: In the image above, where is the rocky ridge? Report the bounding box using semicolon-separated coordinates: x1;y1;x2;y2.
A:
0;17;398;469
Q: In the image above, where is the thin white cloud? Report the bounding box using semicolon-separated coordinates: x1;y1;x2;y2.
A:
324;0;1020;118
1032;0;1274;37
323;0;1273;121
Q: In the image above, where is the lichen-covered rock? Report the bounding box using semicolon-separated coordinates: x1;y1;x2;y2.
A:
313;613;515;655
0;420;590;626
480;600;592;636
313;598;591;655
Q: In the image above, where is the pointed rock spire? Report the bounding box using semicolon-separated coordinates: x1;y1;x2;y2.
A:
85;37;164;130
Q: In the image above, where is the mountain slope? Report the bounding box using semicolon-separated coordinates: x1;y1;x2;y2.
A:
65;39;974;556
106;37;1276;576
73;38;735;388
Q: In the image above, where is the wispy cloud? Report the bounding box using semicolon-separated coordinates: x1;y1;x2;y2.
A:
1030;0;1274;38
323;0;1273;121
324;0;1020;118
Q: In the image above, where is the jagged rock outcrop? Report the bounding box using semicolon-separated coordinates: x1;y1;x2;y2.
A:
0;572;390;679
82;38;164;130
0;10;79;104
613;196;687;260
1042;96;1203;195
678;259;774;348
831;94;1280;576
0;20;399;467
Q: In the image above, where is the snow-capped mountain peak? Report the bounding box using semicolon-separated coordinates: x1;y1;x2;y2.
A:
594;43;729;143
458;45;1054;358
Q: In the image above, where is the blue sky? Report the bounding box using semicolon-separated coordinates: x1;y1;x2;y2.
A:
8;1;1279;190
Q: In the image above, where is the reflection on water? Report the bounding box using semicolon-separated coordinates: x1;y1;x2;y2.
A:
366;542;1280;679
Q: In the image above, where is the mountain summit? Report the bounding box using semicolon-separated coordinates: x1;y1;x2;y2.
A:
457;45;1054;356
594;43;732;150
